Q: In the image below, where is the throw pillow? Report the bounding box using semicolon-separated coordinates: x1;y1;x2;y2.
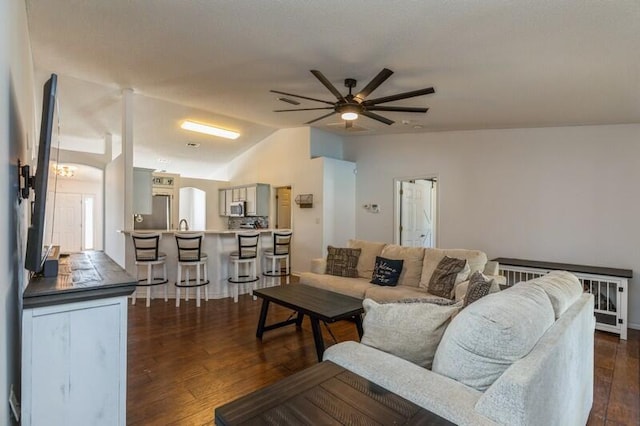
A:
463;271;495;307
370;256;404;286
325;246;361;278
428;256;468;299
361;298;461;369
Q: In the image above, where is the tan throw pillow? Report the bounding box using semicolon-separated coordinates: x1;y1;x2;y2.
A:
428;256;468;298
325;246;361;278
379;245;425;287
361;298;461;369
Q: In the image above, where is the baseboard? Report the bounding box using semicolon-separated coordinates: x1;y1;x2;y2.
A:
627;322;640;331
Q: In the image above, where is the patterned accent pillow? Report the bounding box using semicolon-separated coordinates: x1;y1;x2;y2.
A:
428;256;468;299
370;256;404;286
325;246;361;277
464;271;495;307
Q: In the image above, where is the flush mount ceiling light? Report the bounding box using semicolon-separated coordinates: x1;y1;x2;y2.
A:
180;120;240;140
55;165;77;177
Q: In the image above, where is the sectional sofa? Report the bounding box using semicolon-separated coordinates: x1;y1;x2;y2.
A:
299;239;505;302
324;271;595;425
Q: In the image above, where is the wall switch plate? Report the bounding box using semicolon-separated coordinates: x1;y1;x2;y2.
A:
9;385;20;421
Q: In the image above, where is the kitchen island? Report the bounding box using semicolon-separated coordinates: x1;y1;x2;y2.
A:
120;229;281;301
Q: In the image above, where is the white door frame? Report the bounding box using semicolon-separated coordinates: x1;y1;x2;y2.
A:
393;174;439;247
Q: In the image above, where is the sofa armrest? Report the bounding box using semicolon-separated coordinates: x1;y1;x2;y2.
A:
324;342;497;426
310;258;326;275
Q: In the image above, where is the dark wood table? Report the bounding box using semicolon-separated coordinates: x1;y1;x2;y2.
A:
215;361;454;425
254;284;364;362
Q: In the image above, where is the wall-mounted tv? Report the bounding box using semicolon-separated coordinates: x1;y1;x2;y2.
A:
25;73;57;275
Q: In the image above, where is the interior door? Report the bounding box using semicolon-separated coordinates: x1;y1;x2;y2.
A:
400;180;435;248
50;192;83;253
276;186;292;229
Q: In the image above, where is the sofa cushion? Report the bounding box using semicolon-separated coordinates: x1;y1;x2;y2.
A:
420;249;487;291
348;239;387;279
463;271;496;307
380;245;425;287
428;256;469;299
370;256;403;286
529;271;583;318
361;299;461;369
432;283;555;391
365;284;449;303
325;246;361;278
300;272;372;299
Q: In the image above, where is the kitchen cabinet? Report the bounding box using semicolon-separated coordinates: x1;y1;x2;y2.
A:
245;184;270;216
219;184;270;216
232;187;247;202
133;167;154;214
218;189;227;216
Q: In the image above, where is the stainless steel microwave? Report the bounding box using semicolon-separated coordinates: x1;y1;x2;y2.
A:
229;201;245;217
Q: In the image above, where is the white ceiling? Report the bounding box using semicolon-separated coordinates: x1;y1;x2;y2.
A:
26;0;640;178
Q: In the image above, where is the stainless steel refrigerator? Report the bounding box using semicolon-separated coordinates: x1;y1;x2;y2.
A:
134;194;171;230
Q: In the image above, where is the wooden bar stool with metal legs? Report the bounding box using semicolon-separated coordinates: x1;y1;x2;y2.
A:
228;232;260;303
262;230;292;286
131;232;168;307
175;232;209;307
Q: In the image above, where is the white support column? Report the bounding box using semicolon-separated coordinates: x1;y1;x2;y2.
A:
122;89;134;231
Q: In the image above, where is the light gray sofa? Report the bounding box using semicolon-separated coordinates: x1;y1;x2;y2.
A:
324;271;595;426
300;239;505;303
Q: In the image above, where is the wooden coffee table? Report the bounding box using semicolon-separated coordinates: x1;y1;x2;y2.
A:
253;284;364;362
215;361;454;425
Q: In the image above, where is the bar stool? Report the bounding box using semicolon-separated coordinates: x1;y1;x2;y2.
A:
262;231;292;286
131;232;168;307
175;232;209;307
228;232;260;303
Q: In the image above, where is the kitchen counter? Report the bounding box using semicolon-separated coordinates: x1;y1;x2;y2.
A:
121;229;283;302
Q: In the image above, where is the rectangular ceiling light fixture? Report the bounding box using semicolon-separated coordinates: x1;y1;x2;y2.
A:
180;120;240;140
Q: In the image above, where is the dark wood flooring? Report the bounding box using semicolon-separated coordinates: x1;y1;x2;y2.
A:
127;288;640;426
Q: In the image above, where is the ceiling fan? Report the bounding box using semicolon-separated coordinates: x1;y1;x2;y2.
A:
271;68;435;128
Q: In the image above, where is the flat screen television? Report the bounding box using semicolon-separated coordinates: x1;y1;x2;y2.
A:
25;73;57;275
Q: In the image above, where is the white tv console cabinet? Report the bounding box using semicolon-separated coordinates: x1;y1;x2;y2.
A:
21;251;135;426
494;257;631;340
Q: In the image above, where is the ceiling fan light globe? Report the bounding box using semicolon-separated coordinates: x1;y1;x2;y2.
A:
341;112;358;121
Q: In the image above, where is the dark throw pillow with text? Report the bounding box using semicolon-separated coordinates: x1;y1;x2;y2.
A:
370;256;404;286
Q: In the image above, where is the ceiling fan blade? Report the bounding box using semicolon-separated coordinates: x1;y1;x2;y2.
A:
274;107;334;112
366;106;428;113
354;68;394;102
305;111;338;125
363;87;435;106
270;90;334;105
361;111;394;125
278;97;300;105
310;70;346;102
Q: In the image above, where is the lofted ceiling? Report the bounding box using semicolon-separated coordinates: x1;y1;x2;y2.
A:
26;0;640;178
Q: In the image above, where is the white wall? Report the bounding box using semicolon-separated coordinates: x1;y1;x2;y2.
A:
344;124;640;328
224;127;325;273
179;177;228;230
3;0;36;423
310;127;344;159
104;155;125;266
322;158;356;252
